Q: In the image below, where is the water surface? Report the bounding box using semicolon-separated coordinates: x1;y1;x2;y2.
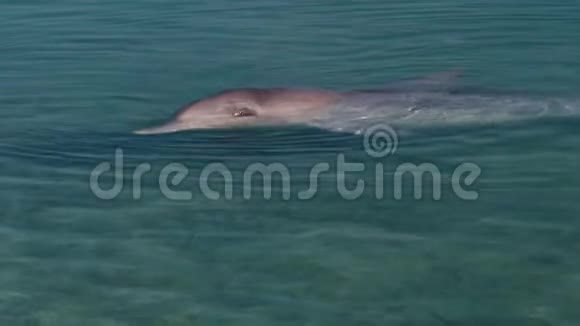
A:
1;1;580;325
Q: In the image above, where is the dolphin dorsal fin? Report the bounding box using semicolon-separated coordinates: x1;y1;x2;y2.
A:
363;69;462;93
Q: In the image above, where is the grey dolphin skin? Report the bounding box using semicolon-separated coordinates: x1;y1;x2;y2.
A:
133;70;580;134
134;88;344;134
133;71;462;134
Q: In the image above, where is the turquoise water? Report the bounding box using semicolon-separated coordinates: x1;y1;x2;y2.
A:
2;1;580;325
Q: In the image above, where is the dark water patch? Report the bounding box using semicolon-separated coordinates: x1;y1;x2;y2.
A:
0;126;357;167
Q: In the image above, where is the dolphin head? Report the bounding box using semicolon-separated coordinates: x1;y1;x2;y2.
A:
133;88;343;135
134;89;264;134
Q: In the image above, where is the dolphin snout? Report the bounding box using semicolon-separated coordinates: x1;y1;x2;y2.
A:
133;120;187;135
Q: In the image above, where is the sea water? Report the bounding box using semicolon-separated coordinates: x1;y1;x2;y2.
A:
1;1;580;325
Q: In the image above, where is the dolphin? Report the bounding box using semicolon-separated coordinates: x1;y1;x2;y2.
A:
133;87;345;134
133;70;579;134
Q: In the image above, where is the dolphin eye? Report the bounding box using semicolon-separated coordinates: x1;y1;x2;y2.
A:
232;107;257;118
